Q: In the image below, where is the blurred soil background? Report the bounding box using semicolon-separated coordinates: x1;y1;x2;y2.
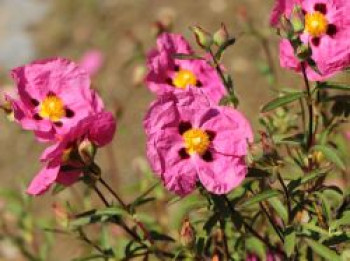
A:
0;0;348;260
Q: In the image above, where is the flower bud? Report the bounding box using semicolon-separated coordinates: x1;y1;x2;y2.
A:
278;15;294;39
180;217;196;248
213;23;229;46
78;139;97;165
312;151;324;165
190;26;213;49
296;43;312;61
290;6;305;33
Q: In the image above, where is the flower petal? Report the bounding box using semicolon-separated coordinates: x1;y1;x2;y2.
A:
196;153;247;194
200;107;253;156
56;170;81;186
26;161;60;196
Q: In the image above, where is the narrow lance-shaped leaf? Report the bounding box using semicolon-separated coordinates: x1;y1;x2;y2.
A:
268;197;288;224
261;91;305;113
305;238;341;261
312;145;346;170
318;82;350;91
284;227;296;258
241;190;280;207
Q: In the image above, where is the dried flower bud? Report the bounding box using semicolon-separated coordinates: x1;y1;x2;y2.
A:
78;139;97;165
295;210;310;224
213;23;229;46
180;217;196;248
190;26;213;49
52;202;70;228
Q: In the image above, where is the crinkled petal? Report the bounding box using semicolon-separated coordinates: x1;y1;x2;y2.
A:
196;153;247;195
88;111;117;147
144;93;181;137
146;128;197;196
163;158;198;196
200;107;253;156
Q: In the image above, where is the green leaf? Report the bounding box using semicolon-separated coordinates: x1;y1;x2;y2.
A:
241;190;280;207
52;183;68;195
312;145;346;170
284;227;296;258
302;223;329;237
129;197;156;213
246;237;265;260
203;213;219;234
305;238;341;261
73;254;109;261
330;211;350;230
149;230;175;242
268;197;288;224
318;82;350;91
261;92;305;112
319;193;332;224
95;207;127;217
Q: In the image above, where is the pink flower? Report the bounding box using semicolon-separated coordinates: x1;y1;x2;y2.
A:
9;58;104;142
146;33;227;103
79;50;104;76
144;89;253;196
270;0;350;81
27;111;116;195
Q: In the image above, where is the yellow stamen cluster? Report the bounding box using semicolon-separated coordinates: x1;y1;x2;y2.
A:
39;95;65;122
182;128;210;155
305;11;328;37
173;69;197;89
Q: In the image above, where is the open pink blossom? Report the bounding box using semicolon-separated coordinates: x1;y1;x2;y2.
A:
270;0;350;81
79;50;104;76
26;111;116;196
144;89;253;196
146;33;227;103
9;58;104;142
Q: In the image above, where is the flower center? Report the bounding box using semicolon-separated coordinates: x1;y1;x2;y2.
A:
39;95;65;122
182;128;210;155
305;11;328;37
173;69;197;89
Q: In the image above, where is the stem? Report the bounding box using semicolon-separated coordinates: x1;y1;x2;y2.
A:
277;172;292;224
99;177;128;209
92;182;142;242
78;228;109;258
219;218;230;260
92;184;110;207
301;62;314;151
223;196;285;257
208;48;234;94
259;202;284;243
98;176;169;260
